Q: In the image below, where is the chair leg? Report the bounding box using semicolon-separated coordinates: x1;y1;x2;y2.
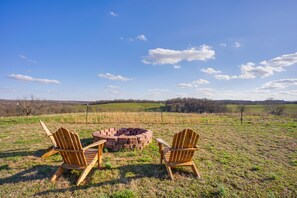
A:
165;164;174;180
158;143;163;164
191;163;201;178
51;166;65;182
41;146;58;159
76;156;98;186
76;165;93;186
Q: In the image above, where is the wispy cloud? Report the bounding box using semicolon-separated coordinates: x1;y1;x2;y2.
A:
0;87;19;93
142;44;215;65
277;90;297;96
177;79;209;88
98;73;131;81
173;65;181;69
106;85;119;89
148;89;169;97
104;85;121;94
201;67;222;74
19;54;27;59
196;88;216;97
19;54;37;63
108;90;121;94
110;11;118;17
207;52;297;80
256;78;297;90
234;42;241;48
136;34;147;41
121;34;148;42
7;74;60;84
220;43;227;47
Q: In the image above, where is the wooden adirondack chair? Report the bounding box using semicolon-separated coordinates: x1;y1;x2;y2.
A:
39;120;59;159
51;127;106;185
156;129;200;180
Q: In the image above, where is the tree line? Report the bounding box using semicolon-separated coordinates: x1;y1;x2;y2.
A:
164;98;227;113
0;97;292;117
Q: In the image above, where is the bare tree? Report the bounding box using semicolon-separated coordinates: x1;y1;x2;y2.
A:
17;95;45;116
264;98;285;115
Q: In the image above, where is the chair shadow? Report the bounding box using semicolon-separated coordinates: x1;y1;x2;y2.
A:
0;149;45;158
34;163;168;196
80;138;93;147
0;165;55;185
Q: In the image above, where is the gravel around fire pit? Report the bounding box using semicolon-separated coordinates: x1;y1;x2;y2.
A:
92;128;153;151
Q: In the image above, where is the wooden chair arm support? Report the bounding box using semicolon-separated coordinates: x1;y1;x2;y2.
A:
169;148;197;151
156;138;170;148
54;148;82;153
83;140;106;151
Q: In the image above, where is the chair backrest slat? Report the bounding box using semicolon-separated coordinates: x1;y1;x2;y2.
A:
53;128;87;166
39;120;57;147
169;129;199;163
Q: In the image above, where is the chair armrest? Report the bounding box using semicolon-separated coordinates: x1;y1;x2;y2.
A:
169;148;197;151
83;140;106;151
156;138;170;148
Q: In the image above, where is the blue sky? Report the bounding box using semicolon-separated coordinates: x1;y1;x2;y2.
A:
1;0;297;101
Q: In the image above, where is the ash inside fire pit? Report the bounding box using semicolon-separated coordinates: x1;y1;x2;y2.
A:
92;128;153;151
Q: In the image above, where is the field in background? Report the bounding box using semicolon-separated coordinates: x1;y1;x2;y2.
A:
0;112;296;197
82;102;164;112
227;104;297;115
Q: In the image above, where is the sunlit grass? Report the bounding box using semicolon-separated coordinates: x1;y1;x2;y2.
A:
0;112;296;197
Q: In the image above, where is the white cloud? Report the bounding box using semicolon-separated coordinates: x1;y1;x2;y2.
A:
142;44;215;65
209;52;297;80
7;74;60;84
98;73;131;81
177;79;209;88
234;42;241;48
220;43;227;47
136;34;147;41
173;65;181;69
201;67;222;74
214;74;238;80
238;52;297;79
256;78;297;90
110;11;118;17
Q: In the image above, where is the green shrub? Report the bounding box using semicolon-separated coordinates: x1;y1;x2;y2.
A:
105;161;112;169
112;189;135;198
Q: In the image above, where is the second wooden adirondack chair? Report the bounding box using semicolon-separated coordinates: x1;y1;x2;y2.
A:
39;120;59;158
51;127;106;185
156;128;200;180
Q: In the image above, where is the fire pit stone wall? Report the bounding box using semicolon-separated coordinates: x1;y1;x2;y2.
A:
92;128;153;151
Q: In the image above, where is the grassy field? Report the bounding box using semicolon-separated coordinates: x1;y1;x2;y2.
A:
227;104;297;116
0;112;296;197
77;102;164;112
82;102;297;116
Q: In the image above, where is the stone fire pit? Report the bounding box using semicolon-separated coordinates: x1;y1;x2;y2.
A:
92;128;153;151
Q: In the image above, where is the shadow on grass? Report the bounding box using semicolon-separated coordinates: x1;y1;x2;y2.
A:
0;165;54;185
80;138;93;147
0;149;45;158
34;163;168;196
